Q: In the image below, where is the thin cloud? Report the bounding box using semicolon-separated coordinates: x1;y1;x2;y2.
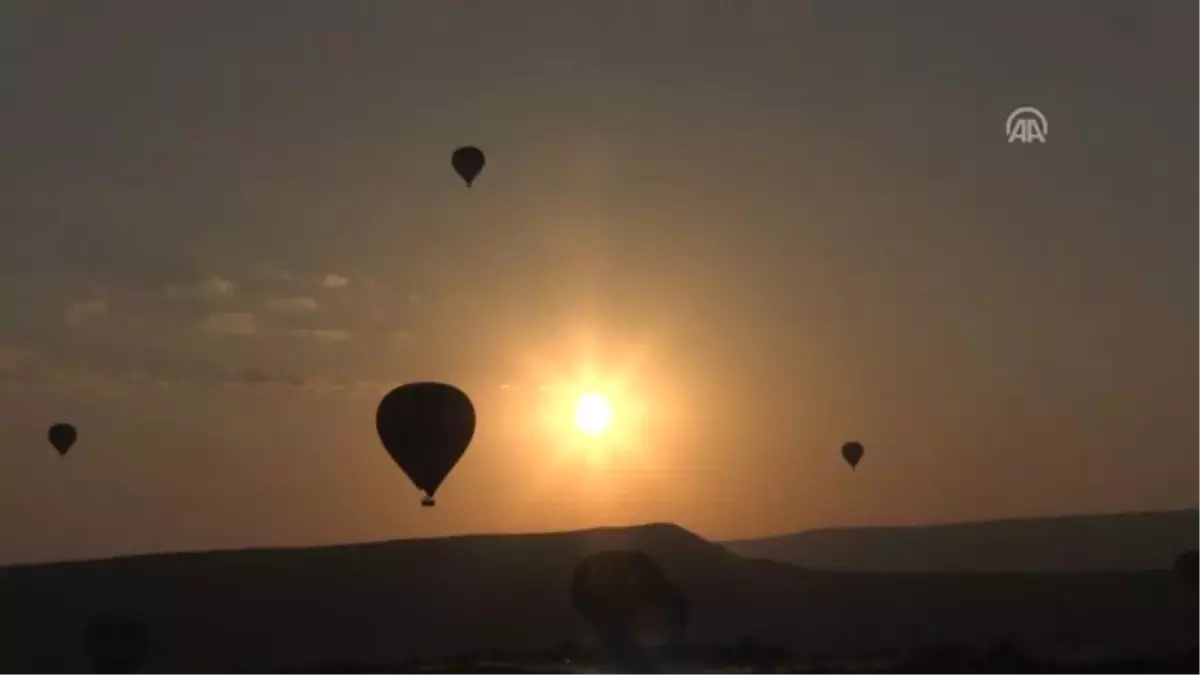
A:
350;380;391;398
301;376;346;395
228;371;361;396
0;346;34;376
264;296;319;314
202;312;258;336
8;360;133;397
236;369;281;386
65;298;109;326
408;293;422;305
0;346;33;368
47;368;131;398
258;265;295;283
290;328;351;343
166;276;235;300
392;329;416;343
0;347;322;394
198;276;235;298
321;273;350;290
226;368;307;388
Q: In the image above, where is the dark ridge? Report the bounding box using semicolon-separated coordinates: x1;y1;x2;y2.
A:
0;521;1193;672
1;522;718;572
722;509;1199;573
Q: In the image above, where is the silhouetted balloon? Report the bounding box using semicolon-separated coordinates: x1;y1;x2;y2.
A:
841;441;864;470
571;550;672;648
48;423;77;456
1175;549;1198;589
661;581;689;644
451;146;486;187
85;614;148;674
375;382;476;506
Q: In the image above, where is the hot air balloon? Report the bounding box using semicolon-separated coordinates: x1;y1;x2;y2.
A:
841;441;864;470
1175;550;1198;589
571;550;673;647
48;423;77;456
85;614;148;674
375;382;476;507
451;146;485;187
660;581;689;646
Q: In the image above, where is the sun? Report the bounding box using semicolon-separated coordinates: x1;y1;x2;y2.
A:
574;392;613;437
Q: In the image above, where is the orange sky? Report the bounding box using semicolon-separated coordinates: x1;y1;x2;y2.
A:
1;1;1195;565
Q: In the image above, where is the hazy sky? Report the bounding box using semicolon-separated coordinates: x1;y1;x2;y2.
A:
2;1;1195;565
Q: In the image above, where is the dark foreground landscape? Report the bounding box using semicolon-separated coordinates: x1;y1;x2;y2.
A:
1;511;1195;673
284;650;1199;674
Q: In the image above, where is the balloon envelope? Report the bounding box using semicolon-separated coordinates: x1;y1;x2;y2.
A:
658;581;689;645
48;423;77;456
571;550;673;645
85;615;148;675
451;146;486;186
1175;550;1198;588
841;441;864;469
375;382;476;502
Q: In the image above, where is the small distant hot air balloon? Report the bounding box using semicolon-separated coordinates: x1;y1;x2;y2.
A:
1175;550;1198;590
451;146;486;187
841;441;864;470
48;423;77;456
375;382;476;507
85;614;148;674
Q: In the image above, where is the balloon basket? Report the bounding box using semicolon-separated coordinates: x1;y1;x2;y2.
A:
421;497;436;507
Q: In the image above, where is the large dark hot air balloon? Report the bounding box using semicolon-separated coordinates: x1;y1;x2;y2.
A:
451;146;486;187
571;550;671;646
841;441;864;470
85;614;148;674
48;423;77;456
1175;549;1198;590
375;382;476;507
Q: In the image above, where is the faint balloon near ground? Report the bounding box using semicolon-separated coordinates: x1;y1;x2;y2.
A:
1175;549;1198;589
571;549;688;650
85;614;148;674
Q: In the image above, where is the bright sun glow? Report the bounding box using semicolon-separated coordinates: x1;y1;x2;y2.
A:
574;393;613;437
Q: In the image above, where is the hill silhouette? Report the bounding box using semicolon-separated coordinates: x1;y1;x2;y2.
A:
723;509;1199;573
0;521;1195;671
